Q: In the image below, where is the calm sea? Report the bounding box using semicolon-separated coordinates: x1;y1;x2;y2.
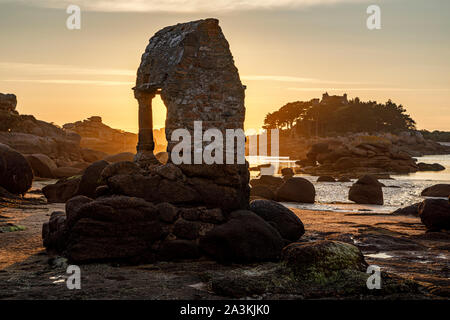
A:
247;142;450;213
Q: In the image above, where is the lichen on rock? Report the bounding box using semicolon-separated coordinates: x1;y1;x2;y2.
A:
281;240;368;283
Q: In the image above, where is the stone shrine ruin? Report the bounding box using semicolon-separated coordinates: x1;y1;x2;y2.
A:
42;19;304;264
131;18;249;211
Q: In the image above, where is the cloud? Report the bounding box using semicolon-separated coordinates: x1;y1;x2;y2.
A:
1;79;134;86
0;62;135;85
287;87;450;92
242;75;363;85
1;62;365;86
12;62;443;92
0;62;134;76
2;0;371;13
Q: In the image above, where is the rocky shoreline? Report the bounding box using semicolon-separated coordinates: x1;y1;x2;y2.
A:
0;184;448;299
292;134;450;178
1;16;449;301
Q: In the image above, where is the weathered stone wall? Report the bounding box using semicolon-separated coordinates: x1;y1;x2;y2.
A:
136;18;246;159
134;18;249;211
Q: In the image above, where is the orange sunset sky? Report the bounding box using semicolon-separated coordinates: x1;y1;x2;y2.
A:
0;0;449;133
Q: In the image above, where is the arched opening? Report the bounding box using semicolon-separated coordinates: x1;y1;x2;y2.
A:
151;94;168;154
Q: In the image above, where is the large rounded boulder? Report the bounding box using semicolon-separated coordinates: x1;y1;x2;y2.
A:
25;153;57;178
419;199;450;231
280;167;294;178
104;152;134;163
392;203;420;216
317;176;336;182
81;148;107;163
250;199;304;241
348;175;383;205
199;210;284;263
42;177;81;203
250;185;275;200
76;160;109;198
0;143;33;194
250;175;284;192
44;196;164;263
421;184;450;198
276;177;315;203
282;240;368;278
52;167;82;179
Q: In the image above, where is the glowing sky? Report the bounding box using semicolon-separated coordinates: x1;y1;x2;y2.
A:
0;0;449;133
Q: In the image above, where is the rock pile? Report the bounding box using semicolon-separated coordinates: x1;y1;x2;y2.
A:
0;93;150;179
284;131;450;161
300;139;419;177
43;180;305;263
63;116;164;155
0;92;86;171
42;19;270;264
296;134;449;177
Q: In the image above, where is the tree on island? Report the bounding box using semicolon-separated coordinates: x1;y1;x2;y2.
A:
263;93;416;137
420;130;450;142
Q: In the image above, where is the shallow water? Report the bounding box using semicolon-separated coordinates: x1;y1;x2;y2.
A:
399;154;450;181
365;253;394;259
247;152;450;214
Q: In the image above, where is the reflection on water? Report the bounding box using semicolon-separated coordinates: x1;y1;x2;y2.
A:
365;253;393;259
246;155;297;178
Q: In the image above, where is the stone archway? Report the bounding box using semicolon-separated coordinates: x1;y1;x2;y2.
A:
133;18;246;163
132;18;250;210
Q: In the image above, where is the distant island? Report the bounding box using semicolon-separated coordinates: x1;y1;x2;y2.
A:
252;92;450;177
263;92;416;135
420;130;450;143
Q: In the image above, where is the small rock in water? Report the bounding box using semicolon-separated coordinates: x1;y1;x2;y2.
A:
417;162;445;172
317;176;336;182
348;175;383;205
392;203;420;216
